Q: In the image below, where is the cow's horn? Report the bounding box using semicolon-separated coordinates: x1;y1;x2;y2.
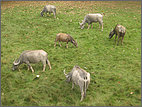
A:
63;69;67;76
13;59;20;65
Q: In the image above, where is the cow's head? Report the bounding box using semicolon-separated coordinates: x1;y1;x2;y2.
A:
63;70;72;82
79;21;85;29
40;11;44;17
109;29;115;39
12;59;20;71
71;39;78;48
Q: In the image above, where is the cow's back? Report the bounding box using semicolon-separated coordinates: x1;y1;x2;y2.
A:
56;33;70;42
45;5;56;12
86;14;103;22
71;66;89;85
115;24;126;34
21;50;47;63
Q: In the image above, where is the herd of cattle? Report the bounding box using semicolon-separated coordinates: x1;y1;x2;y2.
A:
12;4;126;101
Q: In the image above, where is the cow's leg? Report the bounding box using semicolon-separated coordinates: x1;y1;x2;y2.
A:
101;23;103;31
91;24;93;29
86;81;90;90
72;82;75;90
26;62;34;73
53;11;56;18
98;20;103;31
45;11;48;17
117;36;120;45
47;59;52;70
54;42;56;47
27;66;30;71
121;36;124;45
30;66;34;73
59;41;61;47
88;24;91;29
43;65;46;72
54;38;57;47
84;89;86;97
114;34;117;44
84;82;87;97
49;12;51;16
66;42;68;48
80;87;84;101
83;87;86;98
100;22;103;31
99;23;101;29
42;60;46;72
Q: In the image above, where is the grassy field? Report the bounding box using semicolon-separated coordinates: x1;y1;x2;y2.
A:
1;1;141;106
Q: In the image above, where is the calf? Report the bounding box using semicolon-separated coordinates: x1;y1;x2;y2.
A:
41;5;56;18
79;13;104;31
63;66;90;101
54;33;78;48
109;24;126;45
12;50;51;73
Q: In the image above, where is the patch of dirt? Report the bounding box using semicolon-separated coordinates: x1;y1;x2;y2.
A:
1;1;141;14
1;1;47;9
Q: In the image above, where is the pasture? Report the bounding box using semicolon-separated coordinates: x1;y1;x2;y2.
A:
1;1;141;106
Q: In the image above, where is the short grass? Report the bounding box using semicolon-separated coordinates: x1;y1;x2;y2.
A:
1;1;141;106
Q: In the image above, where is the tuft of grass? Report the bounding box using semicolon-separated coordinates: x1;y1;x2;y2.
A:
1;1;141;106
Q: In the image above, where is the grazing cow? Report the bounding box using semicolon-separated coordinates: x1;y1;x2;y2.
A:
12;50;51;73
109;24;126;45
54;33;78;48
41;5;56;18
63;66;90;101
79;13;104;31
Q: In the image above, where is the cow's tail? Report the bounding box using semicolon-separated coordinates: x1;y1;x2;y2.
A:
84;77;88;97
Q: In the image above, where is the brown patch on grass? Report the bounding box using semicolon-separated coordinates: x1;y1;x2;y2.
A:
1;1;47;9
1;1;141;12
1;1;141;20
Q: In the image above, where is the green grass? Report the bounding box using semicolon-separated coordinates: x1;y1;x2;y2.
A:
1;1;141;106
